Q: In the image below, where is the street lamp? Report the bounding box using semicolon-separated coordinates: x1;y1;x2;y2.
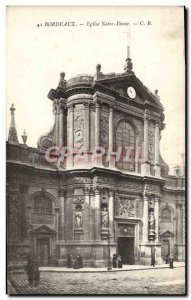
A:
107;233;112;270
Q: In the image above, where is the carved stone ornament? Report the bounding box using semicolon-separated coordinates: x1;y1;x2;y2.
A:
73;196;84;204
100;107;109;146
118;198;135;218
117;180;141;191
118;224;134;236
145;184;161;194
148;128;155;161
93;176;114;185
74;109;84;149
70;177;92;184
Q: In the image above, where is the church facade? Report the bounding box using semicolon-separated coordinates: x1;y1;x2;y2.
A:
7;54;185;268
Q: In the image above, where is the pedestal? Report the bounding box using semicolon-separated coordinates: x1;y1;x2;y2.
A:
175;243;185;261
140;242;163;265
154;164;161;177
141;161;151;175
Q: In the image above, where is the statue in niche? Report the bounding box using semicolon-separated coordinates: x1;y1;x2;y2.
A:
75;205;82;228
149;211;155;230
101;205;109;228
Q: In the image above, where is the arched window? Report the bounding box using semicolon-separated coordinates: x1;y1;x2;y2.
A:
115;120;135;171
161;208;172;222
33;194;52;214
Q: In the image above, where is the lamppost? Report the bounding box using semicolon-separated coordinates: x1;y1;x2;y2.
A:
107;232;112;270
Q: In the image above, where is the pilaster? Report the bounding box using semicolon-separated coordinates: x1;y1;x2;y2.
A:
94;102;102;166
142;194;149;244
53;99;59;146
83;103;90;151
66;104;74;168
154;195;160;243
58;99;66;146
59;189;66;240
108;106;115;168
135;130;140;173
141;112;150;175
154;120;161;177
95;102;100;147
94;187;101;241
20;184;29;241
108;189;115;242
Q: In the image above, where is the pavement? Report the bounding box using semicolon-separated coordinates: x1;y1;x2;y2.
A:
7;263;186;295
9;261;185;273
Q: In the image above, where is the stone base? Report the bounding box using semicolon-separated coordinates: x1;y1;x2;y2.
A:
101;229;110;240
93;259;107;268
109;154;116;169
57;242;117;268
141;161;150;176
57;259;94;268
175;243;185;261
154;164;161;177
140;242;163;265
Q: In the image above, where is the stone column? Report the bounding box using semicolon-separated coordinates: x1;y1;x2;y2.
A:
55;207;59;240
154;120;161;177
58;100;65;146
176;201;183;261
94;102;102;166
94;188;101;241
59;189;65;240
84;103;90;151
67;105;74;168
135;130;140;173
20;184;29;241
89;188;95;241
26;204;32;234
84;187;91;239
144;115;149;161
108;189;114;242
176;203;182;243
142;194;149;243
109;106;115;168
84;187;90;205
53;100;59;146
182;202;185;244
141;113;150;175
154;195;159;242
95;102;100;147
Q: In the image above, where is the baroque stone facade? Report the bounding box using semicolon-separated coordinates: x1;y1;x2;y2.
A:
7;55;185;268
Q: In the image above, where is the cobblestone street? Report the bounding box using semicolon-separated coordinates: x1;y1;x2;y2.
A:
8;266;185;295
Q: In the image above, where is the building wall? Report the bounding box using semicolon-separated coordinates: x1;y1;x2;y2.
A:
7;152;185;269
7;73;185;268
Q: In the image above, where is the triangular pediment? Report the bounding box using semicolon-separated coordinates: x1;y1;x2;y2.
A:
30;225;56;235
161;230;174;237
96;74;164;111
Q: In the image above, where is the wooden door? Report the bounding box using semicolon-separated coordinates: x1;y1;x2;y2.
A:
161;239;170;260
36;238;50;266
118;237;134;265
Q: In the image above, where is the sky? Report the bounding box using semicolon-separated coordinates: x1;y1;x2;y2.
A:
6;6;185;174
